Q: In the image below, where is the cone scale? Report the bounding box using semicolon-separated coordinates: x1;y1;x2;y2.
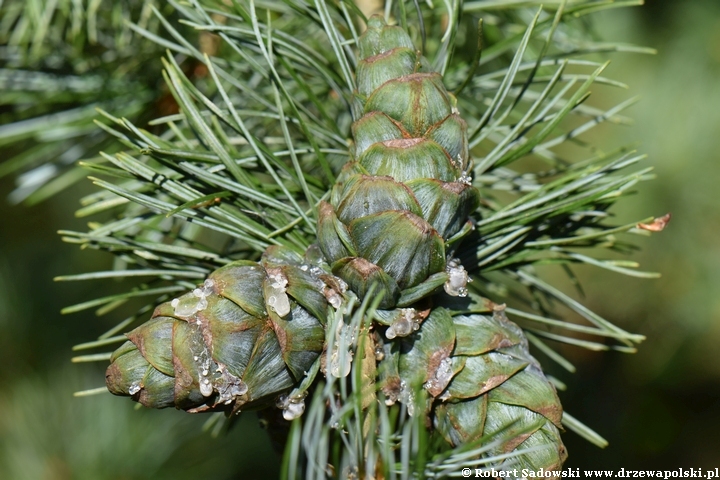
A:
105;15;566;472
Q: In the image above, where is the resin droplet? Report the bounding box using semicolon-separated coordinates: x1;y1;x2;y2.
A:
322;275;347;309
330;348;353;378
444;259;469;297
200;378;213;397
458;171;472;185
326;291;343;309
386;308;421;339
283;400;305;421
171;279;215;317
424;357;454;396
128;383;141;395
266;269;291;317
277;394;306;421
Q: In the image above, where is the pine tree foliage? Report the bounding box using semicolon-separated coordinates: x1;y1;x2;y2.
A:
1;0;664;475
0;0;192;204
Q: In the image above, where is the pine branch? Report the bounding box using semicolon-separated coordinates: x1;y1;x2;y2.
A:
0;0;192;204
33;0;667;475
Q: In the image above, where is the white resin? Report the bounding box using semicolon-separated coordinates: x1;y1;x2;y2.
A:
424;357;454;394
327;292;343;309
458;171;472;185
386;308;421;339
329;348;353;378
266;271;291;317
282;400;306;421
171;278;215;317
444;260;469;297
200;378;213;397
277;394;306;420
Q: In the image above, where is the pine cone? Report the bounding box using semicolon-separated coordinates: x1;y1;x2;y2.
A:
378;304;567;470
106;247;335;414
317;16;480;310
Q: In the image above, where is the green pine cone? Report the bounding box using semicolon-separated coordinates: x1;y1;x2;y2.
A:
378;304;567;471
105;247;338;416
318;16;481;310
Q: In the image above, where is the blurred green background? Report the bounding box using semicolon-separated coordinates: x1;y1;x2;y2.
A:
2;0;720;476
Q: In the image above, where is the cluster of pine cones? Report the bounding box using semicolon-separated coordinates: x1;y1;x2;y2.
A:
105;17;566;471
